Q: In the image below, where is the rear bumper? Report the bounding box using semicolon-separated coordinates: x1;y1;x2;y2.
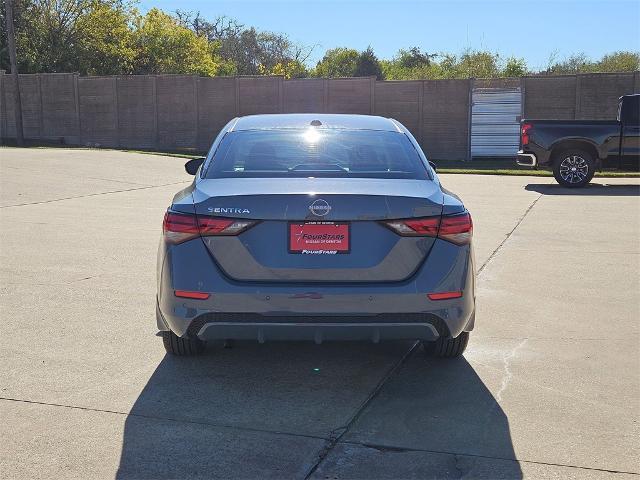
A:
516;151;537;167
156;307;458;343
157;237;476;341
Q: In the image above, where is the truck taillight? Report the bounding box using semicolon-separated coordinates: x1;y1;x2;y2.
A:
521;123;533;146
383;212;473;246
163;211;257;244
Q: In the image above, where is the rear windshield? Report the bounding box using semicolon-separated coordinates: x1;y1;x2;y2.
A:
203;129;430;179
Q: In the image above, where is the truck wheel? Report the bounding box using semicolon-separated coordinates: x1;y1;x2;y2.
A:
423;331;469;358
162;330;205;356
553;150;595;187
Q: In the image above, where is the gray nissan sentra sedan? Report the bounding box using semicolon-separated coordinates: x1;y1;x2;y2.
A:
156;114;475;358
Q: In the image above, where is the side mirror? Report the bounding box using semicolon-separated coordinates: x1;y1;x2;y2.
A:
428;160;437;172
185;157;205;175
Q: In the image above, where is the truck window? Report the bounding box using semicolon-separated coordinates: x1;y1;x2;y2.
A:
619;96;640;125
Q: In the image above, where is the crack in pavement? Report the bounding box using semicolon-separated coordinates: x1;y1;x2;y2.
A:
5;395;635;477
0;396;326;443
477;191;545;275
496;338;529;402
302;341;421;479
340;440;640;476
0;180;190;208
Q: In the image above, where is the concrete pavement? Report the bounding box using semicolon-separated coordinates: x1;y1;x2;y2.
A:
0;147;638;479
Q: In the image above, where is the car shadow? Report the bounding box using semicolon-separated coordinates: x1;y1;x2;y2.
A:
115;342;521;479
525;182;640;196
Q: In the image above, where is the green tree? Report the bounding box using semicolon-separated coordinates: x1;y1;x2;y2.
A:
175;12;312;76
1;0;138;75
596;51;639;72
1;0;91;73
132;8;220;76
457;50;500;78
314;47;359;77
396;47;434;69
547;53;595;74
76;0;136;75
381;47;439;80
354;46;383;79
502;57;527;77
259;60;308;79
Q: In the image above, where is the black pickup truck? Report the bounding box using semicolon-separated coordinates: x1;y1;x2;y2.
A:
517;94;639;187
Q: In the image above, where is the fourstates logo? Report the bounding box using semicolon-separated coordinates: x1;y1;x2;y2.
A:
309;199;332;216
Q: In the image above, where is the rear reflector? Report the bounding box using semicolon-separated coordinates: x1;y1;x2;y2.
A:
383;212;472;245
174;290;210;300
428;291;463;301
163;211;257;244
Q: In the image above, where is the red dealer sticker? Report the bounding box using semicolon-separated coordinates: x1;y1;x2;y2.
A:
289;222;350;254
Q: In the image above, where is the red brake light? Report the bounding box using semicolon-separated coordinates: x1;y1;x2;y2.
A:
197;217;234;235
163;212;199;244
163;211;257;244
439;212;473;245
383;212;472;245
384;217;440;236
521;123;532;146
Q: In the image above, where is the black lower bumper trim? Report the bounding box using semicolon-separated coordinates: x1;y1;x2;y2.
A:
186;312;450;340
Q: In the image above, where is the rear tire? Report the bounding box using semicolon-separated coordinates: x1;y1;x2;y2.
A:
162;331;205;356
423;331;469;358
552;149;595;188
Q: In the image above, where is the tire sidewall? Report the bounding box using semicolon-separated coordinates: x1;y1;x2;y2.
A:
553;149;595;188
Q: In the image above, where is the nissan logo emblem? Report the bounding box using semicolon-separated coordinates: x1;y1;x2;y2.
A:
309;199;331;216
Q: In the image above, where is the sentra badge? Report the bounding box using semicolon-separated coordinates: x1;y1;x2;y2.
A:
207;207;250;214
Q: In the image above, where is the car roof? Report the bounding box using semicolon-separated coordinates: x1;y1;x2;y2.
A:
230;114;402;132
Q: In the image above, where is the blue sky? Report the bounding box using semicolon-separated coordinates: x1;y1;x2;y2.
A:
139;0;640;70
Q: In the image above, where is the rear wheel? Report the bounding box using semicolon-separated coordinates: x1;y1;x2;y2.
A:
161;331;205;356
553;150;595;188
423;331;469;358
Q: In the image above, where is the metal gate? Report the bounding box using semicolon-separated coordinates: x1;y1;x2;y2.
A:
470;87;522;157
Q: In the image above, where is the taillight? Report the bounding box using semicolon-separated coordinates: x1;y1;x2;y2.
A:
384;217;440;236
383;212;472;246
163;211;257;244
521;123;532;146
163;212;199;244
438;212;473;245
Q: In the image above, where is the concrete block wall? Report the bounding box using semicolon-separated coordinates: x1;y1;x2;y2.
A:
0;71;638;160
422;79;471;160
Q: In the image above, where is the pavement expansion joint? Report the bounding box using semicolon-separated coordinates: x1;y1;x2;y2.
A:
0;396;326;442
338;440;640;476
0;181;190;209
477;191;545;275
303;341;421;479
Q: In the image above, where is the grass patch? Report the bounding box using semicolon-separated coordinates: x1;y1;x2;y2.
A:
433;158;639;178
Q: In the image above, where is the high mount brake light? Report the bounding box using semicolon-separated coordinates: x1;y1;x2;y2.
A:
521;123;533;146
163;211;257;244
383;212;473;246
